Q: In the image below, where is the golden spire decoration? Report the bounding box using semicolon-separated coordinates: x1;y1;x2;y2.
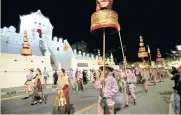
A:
20;30;32;56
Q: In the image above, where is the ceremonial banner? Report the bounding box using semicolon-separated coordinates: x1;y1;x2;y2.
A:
91;9;120;32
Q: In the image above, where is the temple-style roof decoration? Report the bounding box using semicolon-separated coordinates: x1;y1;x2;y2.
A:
20;31;32;56
138;36;148;58
156;48;163;62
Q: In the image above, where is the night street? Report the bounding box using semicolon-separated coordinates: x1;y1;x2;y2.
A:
82;79;174;114
1;79;174;114
1;84;99;114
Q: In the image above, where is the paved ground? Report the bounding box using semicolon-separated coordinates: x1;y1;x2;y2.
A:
82;79;174;114
1;79;175;114
1;84;99;114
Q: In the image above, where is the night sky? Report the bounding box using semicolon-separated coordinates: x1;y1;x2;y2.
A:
2;0;181;63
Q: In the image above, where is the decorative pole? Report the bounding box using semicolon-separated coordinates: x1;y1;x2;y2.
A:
90;0;120;94
138;36;148;68
118;32;126;69
123;56;127;69
63;43;69;71
147;45;152;61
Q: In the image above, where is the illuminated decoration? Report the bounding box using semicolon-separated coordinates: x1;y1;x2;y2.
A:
63;43;69;52
20;31;32;56
138;36;148;58
156;48;166;67
156;48;163;62
138;52;148;58
91;9;120;33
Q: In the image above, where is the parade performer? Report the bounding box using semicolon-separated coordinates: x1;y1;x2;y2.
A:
115;69;126;108
135;68;141;84
141;68;150;93
120;69;127;102
76;71;84;93
94;64;118;114
31;68;45;105
117;69;126;93
96;0;113;11
53;70;59;85
82;70;88;84
43;67;49;85
125;69;137;107
156;68;162;82
22;68;34;99
150;68;157;85
52;69;70;114
68;69;74;90
159;67;164;82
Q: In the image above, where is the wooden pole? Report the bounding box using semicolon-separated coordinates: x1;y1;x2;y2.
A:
102;28;106;93
149;53;152;61
118;32;125;70
26;56;28;73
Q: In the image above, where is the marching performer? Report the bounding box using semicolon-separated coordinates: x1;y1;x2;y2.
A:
31;68;44;105
156;68;162;82
121;69;128;103
150;68;157;85
68;69;75;90
141;68;150;93
43;67;49;85
125;69;137;107
94;64;118;114
118;69;127;93
53;70;59;85
52;69;70;114
159;67;164;82
135;68;141;84
76;71;84;93
22;68;34;99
